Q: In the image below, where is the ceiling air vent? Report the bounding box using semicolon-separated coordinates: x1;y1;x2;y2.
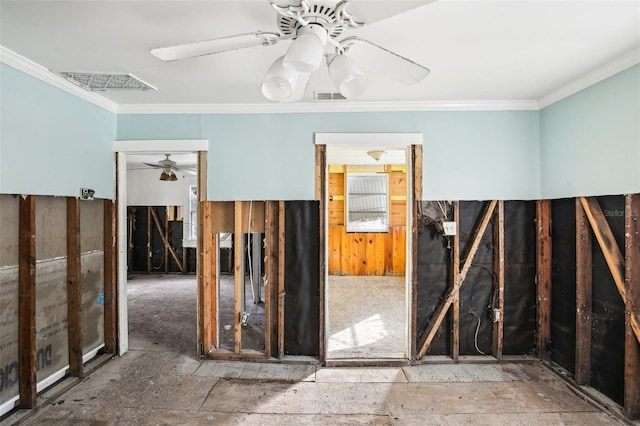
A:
55;72;157;92
315;92;347;101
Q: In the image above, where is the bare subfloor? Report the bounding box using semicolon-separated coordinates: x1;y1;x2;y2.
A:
9;274;625;425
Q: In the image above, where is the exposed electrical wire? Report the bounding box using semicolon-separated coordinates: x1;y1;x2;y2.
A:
469;308;486;355
244;201;256;325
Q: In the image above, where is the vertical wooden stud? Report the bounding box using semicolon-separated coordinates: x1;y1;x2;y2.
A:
146;207;152;273
492;200;505;360
197;150;208;356
536;199;552;361
164;207;169;273
18;195;37;408
412;145;423;201
234;201;244;354
625;193;640;419
201;201;215;354
451;201;460;362
103;199;117;354
67;197;83;377
264;201;279;357
278;201;286;359
575;198;592;385
316;145;326;362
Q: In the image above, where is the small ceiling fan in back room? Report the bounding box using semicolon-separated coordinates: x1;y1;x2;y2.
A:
142;154;197;181
150;0;433;102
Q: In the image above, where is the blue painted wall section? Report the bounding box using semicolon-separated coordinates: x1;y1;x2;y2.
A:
118;110;541;201
541;64;640;199
0;63;116;199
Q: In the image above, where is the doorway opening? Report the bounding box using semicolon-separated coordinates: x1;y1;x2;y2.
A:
115;140;208;358
321;137;418;362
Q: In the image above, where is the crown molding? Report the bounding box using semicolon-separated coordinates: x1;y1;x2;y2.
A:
0;46;118;113
116;99;539;114
538;48;640;109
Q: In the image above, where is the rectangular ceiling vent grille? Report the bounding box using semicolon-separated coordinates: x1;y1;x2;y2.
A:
315;92;347;101
55;72;157;92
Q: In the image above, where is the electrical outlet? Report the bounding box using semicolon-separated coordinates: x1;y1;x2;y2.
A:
241;312;249;326
443;221;457;236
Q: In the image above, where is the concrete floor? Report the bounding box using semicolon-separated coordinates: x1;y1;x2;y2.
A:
328;275;406;359
5;274;628;425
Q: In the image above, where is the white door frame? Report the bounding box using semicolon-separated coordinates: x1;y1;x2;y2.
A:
114;139;208;356
315;133;422;360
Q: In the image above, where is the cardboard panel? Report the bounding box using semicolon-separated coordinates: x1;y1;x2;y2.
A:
80;199;104;253
0;194;19;267
36;196;66;260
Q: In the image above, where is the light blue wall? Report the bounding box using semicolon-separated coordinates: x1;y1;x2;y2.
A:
117;110;541;201
540;65;640;199
0;63;116;199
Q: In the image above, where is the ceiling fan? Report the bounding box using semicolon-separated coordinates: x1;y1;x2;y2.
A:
150;0;433;102
143;154;196;181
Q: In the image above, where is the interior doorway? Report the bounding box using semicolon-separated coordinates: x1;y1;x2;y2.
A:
319;134;420;361
114;140;208;357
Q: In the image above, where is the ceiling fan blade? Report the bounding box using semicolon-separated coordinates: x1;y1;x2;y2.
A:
143;162;164;169
342;0;436;25
150;32;281;61
342;37;429;86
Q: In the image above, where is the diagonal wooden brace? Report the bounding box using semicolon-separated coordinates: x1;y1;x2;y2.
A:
418;200;498;359
149;207;185;273
580;197;640;345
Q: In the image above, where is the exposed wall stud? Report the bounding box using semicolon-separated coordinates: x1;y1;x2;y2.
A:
492;200;505;359
234;201;244;354
575;198;592;385
67;197;83;377
451;201;460;362
103;199;118;353
18;195;37;408
536;199;552;361
278;201;286;359
624;194;640;419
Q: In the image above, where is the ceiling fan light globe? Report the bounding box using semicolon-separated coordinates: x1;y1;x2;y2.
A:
283;25;327;73
328;54;367;98
262;56;299;101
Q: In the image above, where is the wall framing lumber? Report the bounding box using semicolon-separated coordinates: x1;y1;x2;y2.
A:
536;200;552;361
418;200;497;359
197;150;208;356
278;201;286;359
66;197;83;377
450;201;460;362
18;195;37;408
492;201;505;360
264;201;279;357
624;194;640;419
201;201;215;354
103;199;117;353
234;201;244;354
412;145;423;200
149;208;184;273
146;207;152;273
580;197;640;343
575;198;592;385
317;145;326;362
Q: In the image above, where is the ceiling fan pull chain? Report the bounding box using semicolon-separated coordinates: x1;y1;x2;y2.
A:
271;0;311;27
335;1;364;28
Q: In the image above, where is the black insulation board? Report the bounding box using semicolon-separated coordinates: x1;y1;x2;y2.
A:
590;196;625;405
550;198;576;372
284;201;320;356
129;206;195;274
416;201;536;356
550;196;625;406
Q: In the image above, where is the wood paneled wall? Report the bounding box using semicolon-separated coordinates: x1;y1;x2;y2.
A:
328;165;406;276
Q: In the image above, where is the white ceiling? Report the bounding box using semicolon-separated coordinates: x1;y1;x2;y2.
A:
1;0;638;109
